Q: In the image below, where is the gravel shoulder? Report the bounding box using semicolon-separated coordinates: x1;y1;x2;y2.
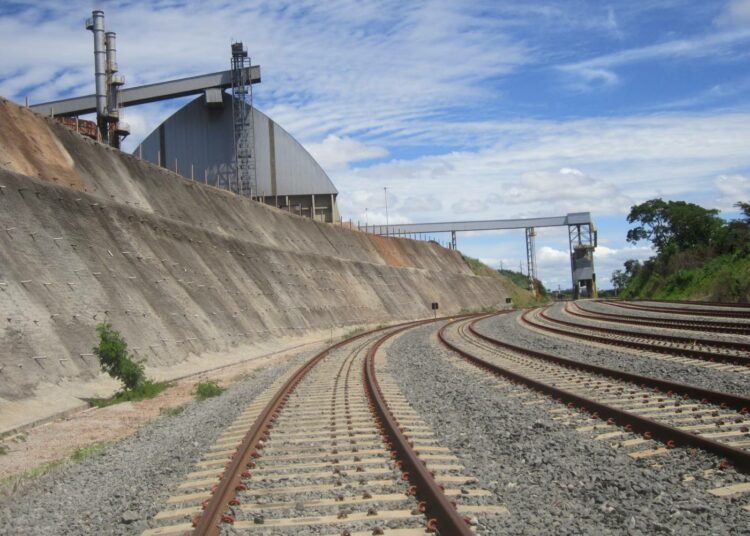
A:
0;346;319;535
385;322;750;535
475;309;750;398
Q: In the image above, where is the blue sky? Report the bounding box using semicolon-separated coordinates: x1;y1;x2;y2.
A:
1;1;749;290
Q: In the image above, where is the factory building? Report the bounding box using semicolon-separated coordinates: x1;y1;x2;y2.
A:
135;93;340;223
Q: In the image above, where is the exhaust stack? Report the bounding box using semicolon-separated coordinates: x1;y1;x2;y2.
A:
85;10;108;142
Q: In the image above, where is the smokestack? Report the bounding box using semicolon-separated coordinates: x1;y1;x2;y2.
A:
105;32;118;75
86;10;108;142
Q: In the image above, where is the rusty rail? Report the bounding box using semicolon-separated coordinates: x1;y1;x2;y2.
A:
524;308;750;367
363;324;474;536
193;315;471;535
610;300;750;319
572;302;750;336
437;316;750;473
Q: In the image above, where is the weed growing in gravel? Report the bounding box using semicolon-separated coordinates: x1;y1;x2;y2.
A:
194;380;225;401
0;445;7;455
160;405;185;417
1;459;66;496
71;442;110;462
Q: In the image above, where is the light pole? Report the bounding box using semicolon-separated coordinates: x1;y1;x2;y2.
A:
365;207;368;231
384;187;389;237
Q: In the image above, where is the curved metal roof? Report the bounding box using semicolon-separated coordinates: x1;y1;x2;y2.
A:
135;93;337;196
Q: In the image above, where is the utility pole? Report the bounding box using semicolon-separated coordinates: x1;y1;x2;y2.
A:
384;187;390;237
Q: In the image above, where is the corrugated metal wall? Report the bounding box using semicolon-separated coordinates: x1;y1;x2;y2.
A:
135;93;339;221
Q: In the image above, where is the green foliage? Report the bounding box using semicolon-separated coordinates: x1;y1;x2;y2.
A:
618;198;750;302
194;380;224;401
626;198;722;255
93;323;146;390
88;381;167;408
71;442;109;462
0;445;7;455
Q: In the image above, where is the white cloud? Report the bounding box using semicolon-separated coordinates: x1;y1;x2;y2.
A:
304;135;388;172
559;26;750;89
533;244;653;291
715;0;750;28
714;174;750;208
332;110;750;225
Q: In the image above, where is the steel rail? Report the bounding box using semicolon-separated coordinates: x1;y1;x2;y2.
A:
438;317;750;473
192;322;410;535
193;316;469;535
540;307;750;354
572;302;750;336
467;316;750;413
632;298;750;309
363;323;474;535
609;300;750;319
525;308;750;367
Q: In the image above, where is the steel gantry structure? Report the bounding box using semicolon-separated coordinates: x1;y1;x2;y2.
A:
365;212;597;299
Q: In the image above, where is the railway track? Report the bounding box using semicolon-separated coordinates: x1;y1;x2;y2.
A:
608;300;750;320
438;315;750;474
144;320;505;535
571;301;750;336
520;305;750;371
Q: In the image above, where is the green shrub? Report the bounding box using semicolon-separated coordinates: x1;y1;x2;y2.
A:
93;322;145;390
194;380;224;401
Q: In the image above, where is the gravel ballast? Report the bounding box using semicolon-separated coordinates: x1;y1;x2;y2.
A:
386;322;750;535
0;348;317;535
475;307;750;398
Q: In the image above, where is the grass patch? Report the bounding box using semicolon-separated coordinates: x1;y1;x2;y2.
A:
160;405;185;417
71;442;110;463
88;380;168;408
0;445;7;455
194;380;224;401
342;326;366;340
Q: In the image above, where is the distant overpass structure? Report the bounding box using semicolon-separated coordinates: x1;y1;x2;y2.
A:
365;212;597;299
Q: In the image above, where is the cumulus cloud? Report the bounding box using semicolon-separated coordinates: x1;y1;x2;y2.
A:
714;174;750;209
304;135;388;172
533;243;653;291
401;195;442;213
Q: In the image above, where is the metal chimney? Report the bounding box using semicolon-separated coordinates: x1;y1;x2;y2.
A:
86;10;108;142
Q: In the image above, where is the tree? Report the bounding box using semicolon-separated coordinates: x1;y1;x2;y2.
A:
93;322;145;390
626;198;722;254
611;269;629;294
736;201;750;224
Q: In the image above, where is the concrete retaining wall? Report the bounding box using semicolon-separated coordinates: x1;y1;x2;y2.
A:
0;98;513;430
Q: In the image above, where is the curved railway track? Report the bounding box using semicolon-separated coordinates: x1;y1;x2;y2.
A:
144;319;505;536
438;315;750;472
571;301;750;336
608;300;750;320
520;306;750;370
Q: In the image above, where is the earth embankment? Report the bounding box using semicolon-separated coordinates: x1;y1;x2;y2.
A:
0;97;515;431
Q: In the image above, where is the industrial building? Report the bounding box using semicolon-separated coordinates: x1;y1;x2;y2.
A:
31;10;340;223
135;93;340;223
